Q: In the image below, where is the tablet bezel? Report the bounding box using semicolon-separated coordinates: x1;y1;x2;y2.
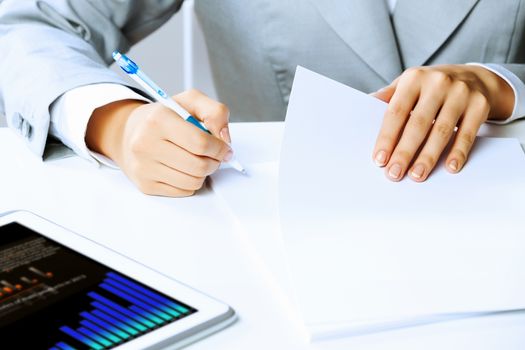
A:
0;210;236;349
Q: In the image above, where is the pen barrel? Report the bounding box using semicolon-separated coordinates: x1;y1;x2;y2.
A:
186;116;211;134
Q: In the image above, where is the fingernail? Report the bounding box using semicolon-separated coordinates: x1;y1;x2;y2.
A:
448;159;459;172
220;127;232;144
224;149;234;162
410;164;425;179
388;163;402;180
374;150;387;166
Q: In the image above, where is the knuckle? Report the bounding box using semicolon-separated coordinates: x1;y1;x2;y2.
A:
191;177;206;190
181;175;205;191
432;71;453;87
434;122;454;140
215;102;230;117
186;88;202;98
409;112;429;131
459;130;476;146
144;108;162;128
403;67;424;80
393;149;412;164
192;135;211;155
473;93;490;112
192;157;211;176
417;152;437;167
453;80;470;97
387;103;407;119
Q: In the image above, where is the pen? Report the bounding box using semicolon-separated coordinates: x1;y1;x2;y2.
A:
112;51;246;174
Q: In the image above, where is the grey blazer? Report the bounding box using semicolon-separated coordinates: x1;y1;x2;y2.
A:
0;0;524;158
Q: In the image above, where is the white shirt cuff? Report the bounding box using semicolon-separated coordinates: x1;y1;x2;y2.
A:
467;63;525;125
49;83;150;168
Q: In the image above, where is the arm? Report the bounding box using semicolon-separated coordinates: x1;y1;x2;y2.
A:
0;0;233;197
0;0;181;156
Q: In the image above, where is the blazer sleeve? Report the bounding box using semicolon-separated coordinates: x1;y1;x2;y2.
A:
0;0;182;157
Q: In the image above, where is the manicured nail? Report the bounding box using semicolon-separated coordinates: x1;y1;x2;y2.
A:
448;159;459;172
374;150;387;166
224;149;234;162
220;127;232;144
410;164;425;179
388;163;402;180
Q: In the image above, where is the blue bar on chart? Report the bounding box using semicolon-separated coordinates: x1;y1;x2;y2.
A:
103;278;181;318
80;320;122;344
91;301;149;332
107;272;191;314
81;311;131;340
88;292;156;328
59;326;104;350
49;272;196;350
77;327;113;347
54;341;76;350
129;304;165;325
99;282;174;321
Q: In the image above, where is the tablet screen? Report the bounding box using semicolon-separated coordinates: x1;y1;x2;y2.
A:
0;222;197;349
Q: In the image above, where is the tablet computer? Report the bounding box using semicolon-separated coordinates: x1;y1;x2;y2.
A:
0;211;236;349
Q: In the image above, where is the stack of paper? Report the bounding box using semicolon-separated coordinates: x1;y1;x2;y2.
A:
212;67;525;340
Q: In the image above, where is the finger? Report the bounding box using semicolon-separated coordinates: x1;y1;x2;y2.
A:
152;161;206;191
371;85;396;103
174;89;230;139
446;96;490;173
385;88;446;181
370;78;399;103
153;139;220;177
137;180;195;198
372;70;421;168
408;91;468;181
153;104;232;162
151;182;195;197
219;126;232;144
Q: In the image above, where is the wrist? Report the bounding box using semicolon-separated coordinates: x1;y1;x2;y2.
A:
468;65;514;121
85;99;146;163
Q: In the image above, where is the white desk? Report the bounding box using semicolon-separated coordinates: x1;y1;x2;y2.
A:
1;122;525;349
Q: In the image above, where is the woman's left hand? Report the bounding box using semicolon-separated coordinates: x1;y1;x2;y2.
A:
371;64;515;182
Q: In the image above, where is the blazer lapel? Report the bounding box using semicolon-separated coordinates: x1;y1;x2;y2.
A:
393;0;479;68
309;0;403;83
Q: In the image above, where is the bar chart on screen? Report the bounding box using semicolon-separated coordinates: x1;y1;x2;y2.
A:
49;272;196;350
0;223;198;349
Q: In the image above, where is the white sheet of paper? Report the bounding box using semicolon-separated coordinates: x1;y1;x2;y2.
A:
209;123;297;307
278;67;525;331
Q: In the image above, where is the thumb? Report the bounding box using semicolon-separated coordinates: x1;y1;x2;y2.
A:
370;84;396;103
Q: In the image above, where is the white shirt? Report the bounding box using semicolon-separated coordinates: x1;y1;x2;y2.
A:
49;0;525;166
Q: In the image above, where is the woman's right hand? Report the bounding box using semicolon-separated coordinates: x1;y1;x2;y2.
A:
86;89;233;197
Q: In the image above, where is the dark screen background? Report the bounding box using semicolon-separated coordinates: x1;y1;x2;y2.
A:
0;222;196;349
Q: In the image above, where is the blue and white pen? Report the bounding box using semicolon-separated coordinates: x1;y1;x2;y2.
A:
112;51;246;174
